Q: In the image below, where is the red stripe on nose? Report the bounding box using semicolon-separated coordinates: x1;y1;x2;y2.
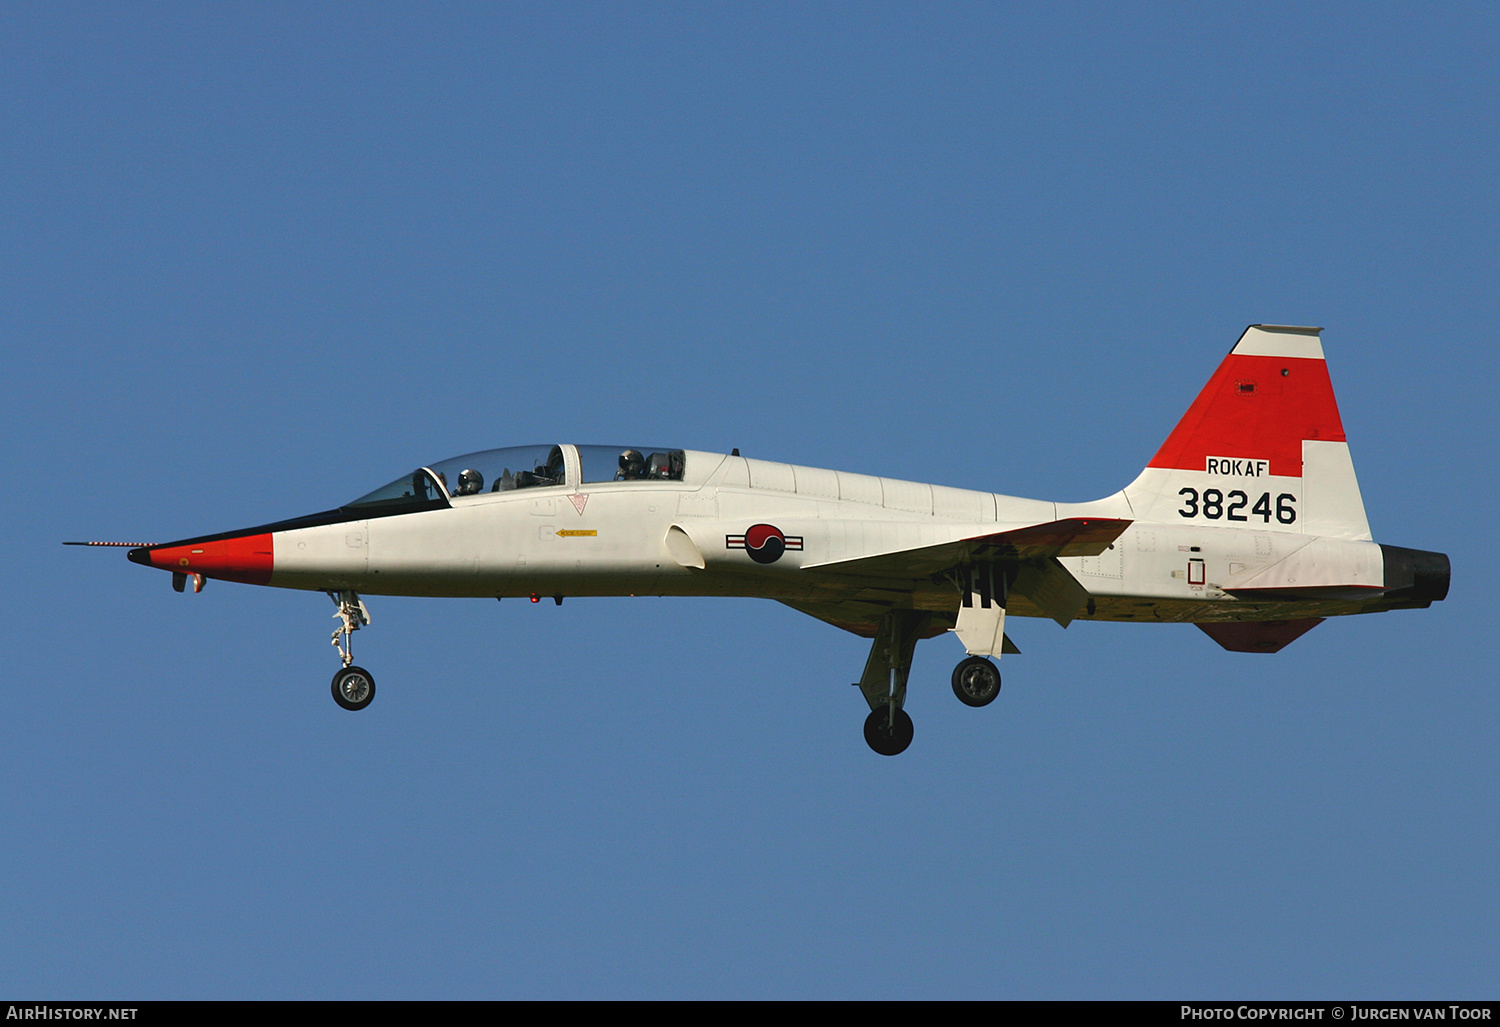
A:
140;533;274;585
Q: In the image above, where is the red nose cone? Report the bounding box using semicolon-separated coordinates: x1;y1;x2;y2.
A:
132;533;274;585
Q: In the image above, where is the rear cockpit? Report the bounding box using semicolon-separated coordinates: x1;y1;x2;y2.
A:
575;445;685;484
343;444;691;514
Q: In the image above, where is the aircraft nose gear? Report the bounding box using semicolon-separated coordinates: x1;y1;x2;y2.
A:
328;590;371;668
326;591;376;710
951;655;1001;707
331;665;376;711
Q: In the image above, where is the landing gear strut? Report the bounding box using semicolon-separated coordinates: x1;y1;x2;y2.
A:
854;610;930;756
327;590;376;711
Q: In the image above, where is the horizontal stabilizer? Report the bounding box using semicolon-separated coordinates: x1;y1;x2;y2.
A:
1196;618;1323;653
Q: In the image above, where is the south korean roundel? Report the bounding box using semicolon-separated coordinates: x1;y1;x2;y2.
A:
725;523;804;564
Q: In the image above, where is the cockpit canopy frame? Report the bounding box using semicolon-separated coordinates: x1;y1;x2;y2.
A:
343;444;688;514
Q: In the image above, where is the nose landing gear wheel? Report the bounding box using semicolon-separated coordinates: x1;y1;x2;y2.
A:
951;656;1001;707
332;666;376;711
863;706;914;756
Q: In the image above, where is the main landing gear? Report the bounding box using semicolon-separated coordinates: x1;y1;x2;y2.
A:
854;610;1006;756
328;590;376;711
864;705;915;757
951;655;1001;707
854;610;926;757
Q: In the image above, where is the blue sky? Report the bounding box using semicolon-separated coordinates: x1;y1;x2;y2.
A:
2;2;1496;998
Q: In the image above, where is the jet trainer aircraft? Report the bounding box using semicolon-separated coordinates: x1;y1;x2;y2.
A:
75;326;1448;754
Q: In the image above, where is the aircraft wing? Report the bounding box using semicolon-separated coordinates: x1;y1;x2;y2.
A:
799;517;1131;579
779;593;932;639
778;595;1031;648
794;517;1129;630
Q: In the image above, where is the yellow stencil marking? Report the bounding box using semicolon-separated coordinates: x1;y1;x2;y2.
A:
556;529;598;537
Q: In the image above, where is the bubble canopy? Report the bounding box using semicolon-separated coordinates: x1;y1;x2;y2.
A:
344;444;686;513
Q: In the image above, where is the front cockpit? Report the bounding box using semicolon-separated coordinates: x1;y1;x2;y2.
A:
343;444;691;515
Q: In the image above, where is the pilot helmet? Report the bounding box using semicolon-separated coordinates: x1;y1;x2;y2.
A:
618;449;646;479
458;468;484;495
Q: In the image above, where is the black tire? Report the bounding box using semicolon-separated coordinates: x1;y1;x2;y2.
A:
332;666;376;711
863;706;914;756
951;656;1001;707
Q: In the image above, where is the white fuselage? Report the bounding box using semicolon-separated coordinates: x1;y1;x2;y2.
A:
267;446;1386;628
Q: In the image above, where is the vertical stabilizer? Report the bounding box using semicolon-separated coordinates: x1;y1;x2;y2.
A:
1121;325;1371;539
